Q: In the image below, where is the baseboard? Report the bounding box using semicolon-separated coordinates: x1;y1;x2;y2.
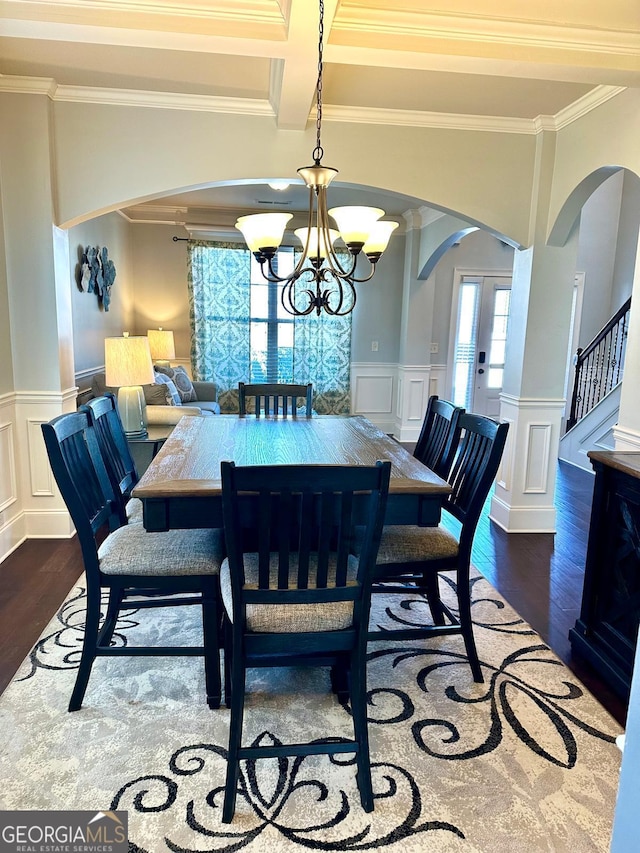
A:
489;494;557;533
24;509;75;539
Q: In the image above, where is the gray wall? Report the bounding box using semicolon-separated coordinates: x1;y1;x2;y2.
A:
67;178;636;393
69;212;134;375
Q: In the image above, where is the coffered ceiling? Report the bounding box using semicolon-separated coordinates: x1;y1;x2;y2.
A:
1;0;638;226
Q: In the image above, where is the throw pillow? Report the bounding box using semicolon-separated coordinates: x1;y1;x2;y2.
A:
153;374;182;406
144;384;168;406
154;365;198;404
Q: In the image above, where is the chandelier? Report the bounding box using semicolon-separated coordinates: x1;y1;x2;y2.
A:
235;0;398;317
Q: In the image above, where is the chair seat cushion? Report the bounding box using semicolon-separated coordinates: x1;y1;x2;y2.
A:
354;524;459;564
220;554;358;633
125;497;143;523
98;526;224;576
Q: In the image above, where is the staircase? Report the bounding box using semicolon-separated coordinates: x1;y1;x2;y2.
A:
559;298;630;472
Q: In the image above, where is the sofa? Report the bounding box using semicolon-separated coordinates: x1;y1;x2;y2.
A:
89;367;221;425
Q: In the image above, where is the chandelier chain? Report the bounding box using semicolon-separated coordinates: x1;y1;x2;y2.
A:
313;0;324;165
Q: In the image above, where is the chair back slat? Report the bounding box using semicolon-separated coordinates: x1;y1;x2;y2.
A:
42;411;120;551
414;396;464;478
81;394;139;523
221;461;391;615
446;413;509;534
238;382;313;417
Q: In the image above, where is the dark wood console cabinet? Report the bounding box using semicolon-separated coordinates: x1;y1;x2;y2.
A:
569;451;640;701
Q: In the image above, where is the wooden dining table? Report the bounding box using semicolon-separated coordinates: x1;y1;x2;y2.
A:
133;414;451;531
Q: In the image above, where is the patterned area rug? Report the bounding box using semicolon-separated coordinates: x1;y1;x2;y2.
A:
0;570;622;852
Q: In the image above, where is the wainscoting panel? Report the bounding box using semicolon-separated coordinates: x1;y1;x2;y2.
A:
350;363;396;433
395;365;431;442
496;416;514;493
0;420;17;513
27;419;56;497
524;423;552;494
407;379;424;421
0;395;25;563
490;394;565;533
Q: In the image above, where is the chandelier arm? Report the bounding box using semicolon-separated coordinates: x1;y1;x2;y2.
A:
343;260;378;283
323;278;357;316
281;278;316;316
260;256;298;284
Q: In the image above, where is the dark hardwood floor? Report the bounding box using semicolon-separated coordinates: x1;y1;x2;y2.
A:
0;460;627;726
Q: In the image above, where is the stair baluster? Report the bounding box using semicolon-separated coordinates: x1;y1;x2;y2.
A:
566;297;631;432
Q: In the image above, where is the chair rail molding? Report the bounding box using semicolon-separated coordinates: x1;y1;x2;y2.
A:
490;393;566;533
350;362;397;434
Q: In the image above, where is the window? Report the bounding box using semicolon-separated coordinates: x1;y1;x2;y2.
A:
452;279;480;409
187;240;352;414
249;252;295;383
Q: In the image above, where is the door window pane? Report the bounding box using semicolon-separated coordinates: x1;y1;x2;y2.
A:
452;280;480;409
488;288;510;370
487;368;503;388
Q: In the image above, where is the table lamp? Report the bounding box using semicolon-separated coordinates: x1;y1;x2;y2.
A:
105;333;155;438
147;328;175;368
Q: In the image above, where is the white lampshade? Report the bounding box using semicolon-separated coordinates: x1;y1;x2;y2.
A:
363;220;400;255
294;227;340;260
235;213;293;253
105;335;155;387
328;206;384;245
147;328;175;362
104;335;154;438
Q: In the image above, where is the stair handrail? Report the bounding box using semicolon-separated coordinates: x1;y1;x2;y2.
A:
567;297;631;432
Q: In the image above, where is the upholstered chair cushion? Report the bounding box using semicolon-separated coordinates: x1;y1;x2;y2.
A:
125;497;143;523
220;553;359;632
155;365;198;404
353;524;459;564
98;526;224;576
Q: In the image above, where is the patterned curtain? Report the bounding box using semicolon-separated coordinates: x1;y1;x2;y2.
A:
188;241;352;414
292;267;352;415
187;241;250;413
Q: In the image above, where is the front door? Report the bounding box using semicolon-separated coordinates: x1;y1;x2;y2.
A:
451;274;512;417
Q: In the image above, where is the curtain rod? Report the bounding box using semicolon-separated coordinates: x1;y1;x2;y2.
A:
173;236;189;242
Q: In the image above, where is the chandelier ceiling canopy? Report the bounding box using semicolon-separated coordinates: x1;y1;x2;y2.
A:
235;0;398;317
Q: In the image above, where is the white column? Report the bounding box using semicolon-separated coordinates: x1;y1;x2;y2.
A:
0;93;75;558
490;236;579;532
394;209;440;440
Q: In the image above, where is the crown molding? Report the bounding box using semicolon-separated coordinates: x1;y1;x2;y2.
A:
0;75;57;97
0;76;625;135
553;84;626;130
322;103;534;134
54;85;274;114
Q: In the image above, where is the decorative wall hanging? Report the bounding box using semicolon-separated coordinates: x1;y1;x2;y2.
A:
76;245;116;311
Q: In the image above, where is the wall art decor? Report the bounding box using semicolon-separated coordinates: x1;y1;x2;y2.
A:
76;245;116;311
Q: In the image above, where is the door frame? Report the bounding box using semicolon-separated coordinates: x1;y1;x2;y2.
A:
446;267;513;407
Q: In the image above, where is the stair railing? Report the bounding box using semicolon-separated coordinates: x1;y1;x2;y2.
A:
566;297;631;432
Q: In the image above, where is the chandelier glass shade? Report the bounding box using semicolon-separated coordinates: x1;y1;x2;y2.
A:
234;0;398;317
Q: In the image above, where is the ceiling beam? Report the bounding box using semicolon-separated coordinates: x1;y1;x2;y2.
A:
270;0;339;130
